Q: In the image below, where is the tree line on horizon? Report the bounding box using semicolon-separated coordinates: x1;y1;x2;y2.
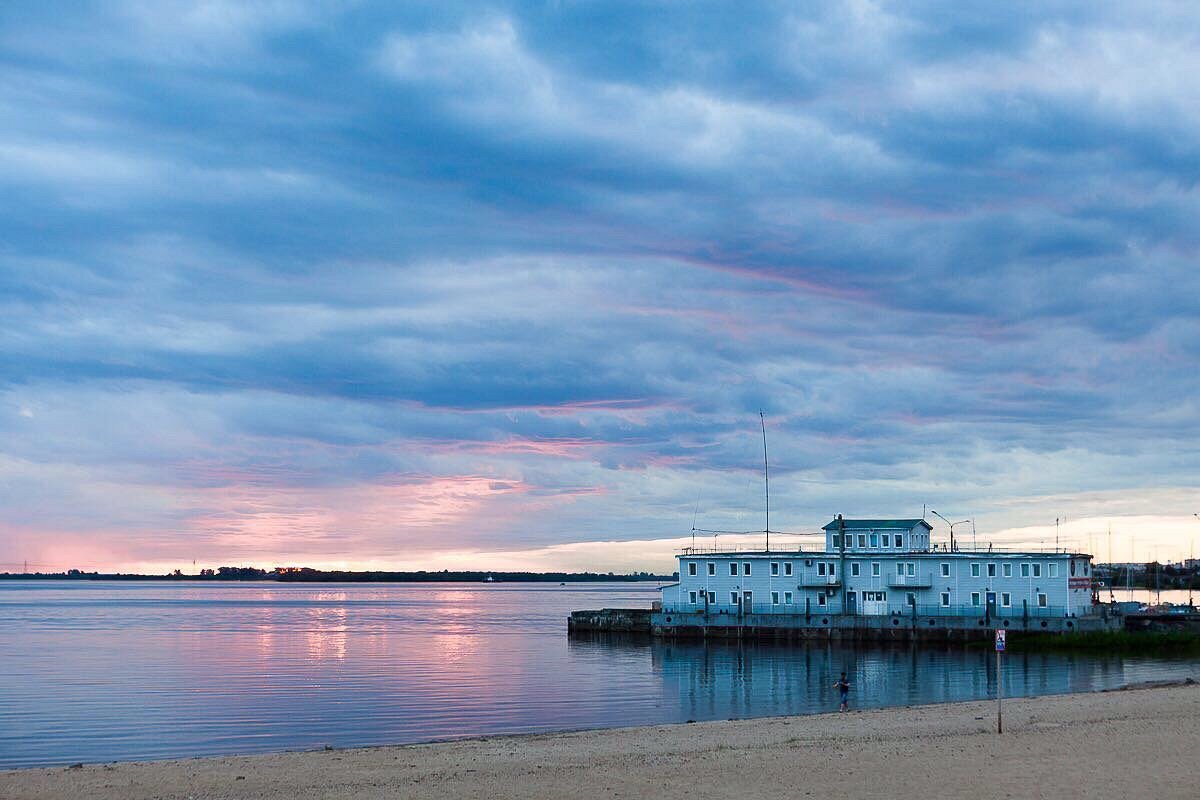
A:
0;566;677;582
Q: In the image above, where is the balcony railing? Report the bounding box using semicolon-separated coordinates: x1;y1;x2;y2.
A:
798;575;842;588
679;546;812;556
887;573;934;588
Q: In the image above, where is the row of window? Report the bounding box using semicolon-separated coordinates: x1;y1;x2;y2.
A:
830;532;902;551
688;590;799;605
961;562;1075;579
686;560;1083;580
684;589;1052;609
684;589;1051;609
688;561;788;577
686;590;836;607
943;591;1049;608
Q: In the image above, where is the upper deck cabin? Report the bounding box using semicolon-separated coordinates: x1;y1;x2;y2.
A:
822;517;932;553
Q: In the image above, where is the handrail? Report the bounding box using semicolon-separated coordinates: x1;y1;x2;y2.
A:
679;545;1089;556
679;546;811;555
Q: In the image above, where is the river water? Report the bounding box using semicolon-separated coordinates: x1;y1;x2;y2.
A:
1;581;1196;768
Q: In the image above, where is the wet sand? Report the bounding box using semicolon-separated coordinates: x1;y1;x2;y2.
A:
5;681;1197;800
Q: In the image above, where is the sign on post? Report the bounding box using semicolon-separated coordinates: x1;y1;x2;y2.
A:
994;629;1005;734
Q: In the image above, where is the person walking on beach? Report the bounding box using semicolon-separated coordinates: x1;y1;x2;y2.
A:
833;673;851;712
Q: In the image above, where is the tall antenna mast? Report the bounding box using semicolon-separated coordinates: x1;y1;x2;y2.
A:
760;410;769;552
1107;524;1114;602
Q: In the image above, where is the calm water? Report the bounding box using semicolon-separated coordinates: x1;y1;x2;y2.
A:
1;581;1197;769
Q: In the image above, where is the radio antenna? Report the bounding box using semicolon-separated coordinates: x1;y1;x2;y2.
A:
760;410;770;552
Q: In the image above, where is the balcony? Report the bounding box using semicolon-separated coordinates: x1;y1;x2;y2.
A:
887;573;934;588
799;575;842;588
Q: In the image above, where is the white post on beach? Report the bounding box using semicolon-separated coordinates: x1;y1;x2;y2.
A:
995;628;1006;734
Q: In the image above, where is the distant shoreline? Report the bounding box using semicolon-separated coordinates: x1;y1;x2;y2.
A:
0;570;675;583
6;682;1197;799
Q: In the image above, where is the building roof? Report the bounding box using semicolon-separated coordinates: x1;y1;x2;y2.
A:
821;518;933;532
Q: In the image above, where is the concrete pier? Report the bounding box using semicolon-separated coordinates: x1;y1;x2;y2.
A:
650;610;1117;641
568;608;653;634
567;607;1118;641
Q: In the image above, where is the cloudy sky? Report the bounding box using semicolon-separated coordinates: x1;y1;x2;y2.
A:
2;2;1198;573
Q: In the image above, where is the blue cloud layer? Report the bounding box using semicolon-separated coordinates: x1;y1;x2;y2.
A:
1;2;1198;567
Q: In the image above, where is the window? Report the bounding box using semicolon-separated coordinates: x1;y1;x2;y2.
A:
771;562;779;576
818;593;826;606
708;562;715;576
1083;562;1089;576
828;562;836;575
784;562;793;576
897;562;905;575
772;591;780;605
858;534;867;548
818;562;827;576
708;591;716;604
851;562;860;577
870;533;879;547
940;592;950;607
881;534;890;548
743;562;751;576
971;563;981;577
941;563;950;578
1003;563;1012;578
906;592;916;606
971;592;981;606
1021;563;1030;578
784;591;793;604
896;534;904;548
907;563;915;577
731;591;739;604
832;534;842;549
689;591;697;603
688;562;697;576
1033;564;1042;578
1001;592;1011;607
1070;560;1076;576
730;562;739;576
1049;563;1059;578
872;562;881;577
1038;593;1048;608
987;563;996;578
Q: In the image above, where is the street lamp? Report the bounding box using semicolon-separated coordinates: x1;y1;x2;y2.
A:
930;510;971;552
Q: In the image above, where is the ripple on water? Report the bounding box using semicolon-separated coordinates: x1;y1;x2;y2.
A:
0;581;1197;767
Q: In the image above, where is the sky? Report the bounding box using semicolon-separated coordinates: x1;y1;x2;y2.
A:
1;2;1198;574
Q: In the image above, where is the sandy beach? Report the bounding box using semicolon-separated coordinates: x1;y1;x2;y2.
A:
5;682;1197;800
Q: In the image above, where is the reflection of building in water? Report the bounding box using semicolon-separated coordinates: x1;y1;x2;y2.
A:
658;516;1113;637
649;640;1148;720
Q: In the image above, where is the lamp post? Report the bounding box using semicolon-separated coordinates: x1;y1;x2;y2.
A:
931;510;971;551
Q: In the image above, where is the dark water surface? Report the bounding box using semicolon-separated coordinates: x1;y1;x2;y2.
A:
1;581;1197;768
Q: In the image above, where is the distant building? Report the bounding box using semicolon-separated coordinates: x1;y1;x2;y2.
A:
657;516;1102;633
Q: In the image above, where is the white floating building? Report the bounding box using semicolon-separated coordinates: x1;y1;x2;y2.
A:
654;516;1110;638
